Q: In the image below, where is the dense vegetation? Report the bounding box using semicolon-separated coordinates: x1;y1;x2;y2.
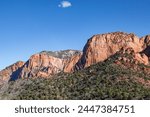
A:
0;56;150;100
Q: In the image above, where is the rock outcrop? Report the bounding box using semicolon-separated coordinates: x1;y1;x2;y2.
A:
140;35;150;57
0;61;24;84
64;53;82;72
110;47;149;67
19;50;81;78
19;53;65;78
75;32;148;69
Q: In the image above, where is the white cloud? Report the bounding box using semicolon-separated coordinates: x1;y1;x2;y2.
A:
58;1;72;8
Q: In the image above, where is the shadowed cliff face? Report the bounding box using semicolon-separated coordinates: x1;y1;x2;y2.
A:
140;35;150;57
0;61;25;84
1;32;150;85
64;53;82;72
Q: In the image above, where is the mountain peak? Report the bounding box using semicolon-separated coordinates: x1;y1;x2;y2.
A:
39;49;82;59
75;32;143;69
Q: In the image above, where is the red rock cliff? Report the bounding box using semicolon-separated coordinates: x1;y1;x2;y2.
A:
0;61;24;84
75;32;148;70
19;50;81;78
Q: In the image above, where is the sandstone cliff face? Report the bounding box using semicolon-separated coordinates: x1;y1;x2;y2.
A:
0;61;24;84
140;35;150;57
19;53;64;78
19;50;81;78
134;53;149;65
64;53;82;72
75;32;146;69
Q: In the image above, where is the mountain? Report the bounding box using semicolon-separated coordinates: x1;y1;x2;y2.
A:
1;47;150;100
0;31;150;99
1;32;150;82
0;50;81;84
75;32;148;70
1;32;150;84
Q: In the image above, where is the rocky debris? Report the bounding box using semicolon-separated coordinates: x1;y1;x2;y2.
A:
117;48;149;65
106;47;150;76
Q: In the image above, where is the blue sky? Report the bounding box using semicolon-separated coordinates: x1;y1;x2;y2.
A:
0;0;150;70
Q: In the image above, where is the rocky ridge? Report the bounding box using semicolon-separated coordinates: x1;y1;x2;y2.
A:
0;61;24;85
0;50;82;82
19;50;82;79
1;32;150;85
